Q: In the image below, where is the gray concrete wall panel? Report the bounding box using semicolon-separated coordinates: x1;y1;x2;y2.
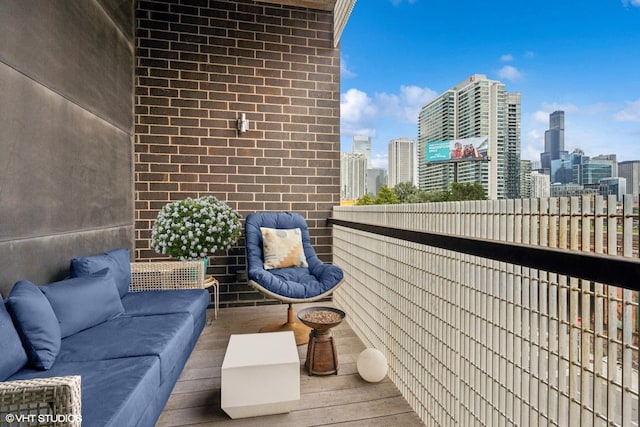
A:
0;0;134;130
0;1;134;296
97;0;135;42
0;63;133;239
0;227;133;298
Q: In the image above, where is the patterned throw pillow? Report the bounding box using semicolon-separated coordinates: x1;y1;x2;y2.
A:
260;227;309;270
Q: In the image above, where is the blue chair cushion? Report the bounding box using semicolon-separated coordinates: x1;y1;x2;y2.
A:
5;280;61;370
41;268;125;338
0;300;29;379
245;212;343;299
249;265;343;299
70;248;131;297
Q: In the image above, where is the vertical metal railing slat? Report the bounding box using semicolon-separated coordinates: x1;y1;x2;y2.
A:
593;196;606;427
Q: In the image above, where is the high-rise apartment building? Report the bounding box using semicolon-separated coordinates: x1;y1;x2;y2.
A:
352;135;372;168
530;171;551;198
340;152;367;201
520;160;532;198
418;74;521;199
388;137;415;187
618;160;640;202
505;93;522;198
540;111;567;173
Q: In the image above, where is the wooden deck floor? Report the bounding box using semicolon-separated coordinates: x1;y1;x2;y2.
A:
157;302;425;426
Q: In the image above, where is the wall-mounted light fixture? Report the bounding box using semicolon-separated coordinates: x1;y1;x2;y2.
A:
237;113;250;133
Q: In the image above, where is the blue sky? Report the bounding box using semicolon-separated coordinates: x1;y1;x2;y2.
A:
339;0;640;169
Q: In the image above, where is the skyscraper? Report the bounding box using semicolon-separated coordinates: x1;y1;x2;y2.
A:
618;160;640;202
505;93;522;198
540;111;567;173
520;159;532;198
579;155;615;185
340;152;367;201
530;171;551;198
388;137;415;187
592;154;618;177
352;135;372;168
418;74;521;199
367;168;387;196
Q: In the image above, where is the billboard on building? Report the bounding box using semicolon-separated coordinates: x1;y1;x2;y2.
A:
426;136;489;162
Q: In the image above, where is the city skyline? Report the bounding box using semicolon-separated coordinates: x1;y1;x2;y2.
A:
339;0;640;169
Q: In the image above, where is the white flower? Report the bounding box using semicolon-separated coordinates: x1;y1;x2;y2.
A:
150;196;242;260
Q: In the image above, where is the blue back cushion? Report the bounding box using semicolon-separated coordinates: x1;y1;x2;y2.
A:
245;212;318;273
41;268;125;338
0;300;29;379
70;248;131;297
5;281;61;370
244;212;343;299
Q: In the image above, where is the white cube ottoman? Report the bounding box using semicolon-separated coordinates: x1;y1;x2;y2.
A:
221;331;300;419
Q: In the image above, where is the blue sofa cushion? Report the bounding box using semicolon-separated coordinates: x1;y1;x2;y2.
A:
9;356;161;427
41;268;125;338
57;313;194;384
121;289;209;325
5;281;61;370
0;300;29;380
70;248;131;297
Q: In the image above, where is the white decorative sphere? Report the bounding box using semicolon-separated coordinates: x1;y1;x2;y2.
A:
357;348;388;382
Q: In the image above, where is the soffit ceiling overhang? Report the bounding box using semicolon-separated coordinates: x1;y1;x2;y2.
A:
259;0;356;46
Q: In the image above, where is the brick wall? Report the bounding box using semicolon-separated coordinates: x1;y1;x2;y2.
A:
135;0;341;307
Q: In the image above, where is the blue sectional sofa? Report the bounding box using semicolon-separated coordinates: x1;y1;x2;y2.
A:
0;249;210;427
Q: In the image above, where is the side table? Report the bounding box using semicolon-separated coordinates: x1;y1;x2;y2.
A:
204;275;219;319
297;307;345;375
221;331;300;418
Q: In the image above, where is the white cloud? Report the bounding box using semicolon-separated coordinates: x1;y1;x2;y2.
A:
622;0;640;7
340;56;356;79
341;85;436;138
376;85;437;123
532;110;550;124
340;88;376;124
498;65;523;81
371;153;389;169
522;129;544;161
614;99;640;122
340;88;379;142
584;102;616;115
532;103;579;126
341;85;434;156
500;54;514;62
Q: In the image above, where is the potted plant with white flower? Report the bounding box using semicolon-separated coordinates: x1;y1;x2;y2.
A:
151;196;242;270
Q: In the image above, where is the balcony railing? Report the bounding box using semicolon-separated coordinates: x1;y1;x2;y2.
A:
331;195;639;426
